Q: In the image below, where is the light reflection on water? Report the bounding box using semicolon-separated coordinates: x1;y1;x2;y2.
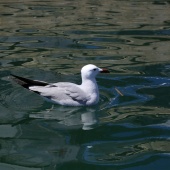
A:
0;0;170;169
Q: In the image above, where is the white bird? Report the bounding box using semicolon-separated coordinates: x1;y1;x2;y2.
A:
11;64;109;106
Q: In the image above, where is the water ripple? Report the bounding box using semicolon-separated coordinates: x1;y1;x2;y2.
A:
99;76;170;108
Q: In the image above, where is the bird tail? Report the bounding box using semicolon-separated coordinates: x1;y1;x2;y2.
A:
10;74;49;89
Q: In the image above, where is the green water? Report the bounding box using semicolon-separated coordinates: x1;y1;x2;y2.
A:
0;0;170;169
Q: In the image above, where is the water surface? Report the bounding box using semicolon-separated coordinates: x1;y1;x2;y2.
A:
0;0;170;169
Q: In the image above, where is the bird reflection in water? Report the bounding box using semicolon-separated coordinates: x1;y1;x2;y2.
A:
29;106;99;130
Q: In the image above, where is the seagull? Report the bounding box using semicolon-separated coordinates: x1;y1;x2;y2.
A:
11;64;109;106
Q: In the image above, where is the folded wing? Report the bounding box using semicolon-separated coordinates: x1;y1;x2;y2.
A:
11;74;88;106
29;83;88;106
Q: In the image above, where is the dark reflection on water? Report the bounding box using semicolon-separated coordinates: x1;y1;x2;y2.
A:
0;0;170;169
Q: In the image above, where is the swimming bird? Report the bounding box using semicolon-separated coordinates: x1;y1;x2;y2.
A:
11;64;109;106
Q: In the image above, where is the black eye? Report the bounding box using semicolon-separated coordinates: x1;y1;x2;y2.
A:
93;68;97;71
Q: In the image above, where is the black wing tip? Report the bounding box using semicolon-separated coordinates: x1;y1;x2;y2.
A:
10;74;30;89
10;74;49;89
10;73;18;79
10;74;25;80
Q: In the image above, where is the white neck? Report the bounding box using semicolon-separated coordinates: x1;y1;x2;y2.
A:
81;76;97;89
80;77;99;105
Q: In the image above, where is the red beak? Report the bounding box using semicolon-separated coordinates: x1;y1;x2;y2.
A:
100;68;110;73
